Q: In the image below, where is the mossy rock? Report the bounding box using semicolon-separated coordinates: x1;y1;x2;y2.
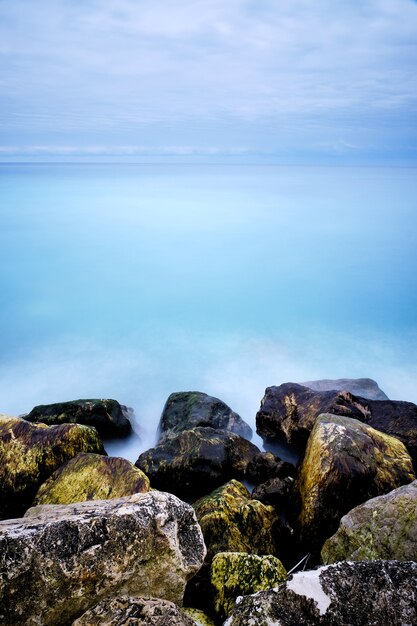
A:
183;608;216;626
322;480;417;563
33;453;150;505
210;552;287;621
136;427;259;500
158;391;252;441
295;413;415;558
0;416;104;519
24;398;132;438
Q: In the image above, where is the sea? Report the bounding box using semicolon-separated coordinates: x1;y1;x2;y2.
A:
1;163;417;459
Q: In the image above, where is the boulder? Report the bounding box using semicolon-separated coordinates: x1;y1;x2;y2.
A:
24;398;132;438
193;480;283;562
322;480;417;563
158;391;252;441
183;608;216;626
136;427;259;500
210;552;286;621
252;477;293;508
72;596;196;626
245;451;296;485
225;560;417;625
0;491;206;626
295;414;415;557
256;383;417;465
33;453;150;505
0;416;104;519
301;377;388;400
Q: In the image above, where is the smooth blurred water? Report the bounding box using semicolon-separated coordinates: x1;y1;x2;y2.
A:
1;163;417;459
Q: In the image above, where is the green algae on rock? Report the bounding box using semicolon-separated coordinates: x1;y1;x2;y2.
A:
210;552;287;621
295;413;415;558
183;607;216;626
24;398;132;438
0;416;104;519
136;427;259;500
321;480;417;564
33;452;150;505
158;391;252;441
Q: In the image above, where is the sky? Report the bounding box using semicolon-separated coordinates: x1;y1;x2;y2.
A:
1;0;417;163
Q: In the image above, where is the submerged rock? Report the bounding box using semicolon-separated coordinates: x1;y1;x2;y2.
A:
295;413;415;556
322;480;417;563
0;491;206;626
256;383;417;465
226;560;417;625
210;552;286;621
33;452;150;505
136;427;259;500
24;398;132;438
301;377;388;400
158;391;252;440
72;596;196;626
0;416;104;519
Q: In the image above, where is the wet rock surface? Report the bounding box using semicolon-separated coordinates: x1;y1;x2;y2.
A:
226;560;417;626
158;391;252;440
0;416;104;519
136;427;259;500
24;398;132;438
72;596;196;626
301;377;388;400
245;451;296;485
0;491;206;626
322;480;417;563
252;476;293;508
295;413;415;557
33;452;150;505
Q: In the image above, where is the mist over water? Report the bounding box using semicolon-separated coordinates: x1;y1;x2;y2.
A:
1;164;417;460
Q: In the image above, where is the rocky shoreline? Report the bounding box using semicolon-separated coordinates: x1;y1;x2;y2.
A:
1;378;416;625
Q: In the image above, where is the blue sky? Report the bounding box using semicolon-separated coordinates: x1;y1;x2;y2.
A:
1;0;417;163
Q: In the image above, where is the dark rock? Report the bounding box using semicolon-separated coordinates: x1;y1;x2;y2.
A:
33;452;150;505
0;491;206;626
252;477;294;508
322;480;417;564
246;451;296;484
24;398;132;438
72;596;196;626
158;391;252;441
301;377;388;400
294;413;415;558
136;427;259;500
256;382;417;465
0;415;104;519
226;560;417;626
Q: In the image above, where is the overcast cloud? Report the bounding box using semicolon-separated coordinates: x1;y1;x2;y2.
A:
1;0;417;161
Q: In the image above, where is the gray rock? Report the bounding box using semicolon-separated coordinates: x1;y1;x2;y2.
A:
158;391;252;441
322;480;417;563
72;596;196;626
302;377;388;400
225;560;417;625
0;491;206;626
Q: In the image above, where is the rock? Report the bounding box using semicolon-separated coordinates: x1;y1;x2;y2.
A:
321;480;417;563
245;451;296;485
252;477;293;508
210;552;287;621
225;560;417;626
0;491;206;626
193;479;283;562
158;391;252;441
256;383;417;465
301;377;388;400
33;452;150;505
72;596;196;626
136;427;259;500
183;608;216;626
24;398;132;438
0;416;104;519
295;413;415;557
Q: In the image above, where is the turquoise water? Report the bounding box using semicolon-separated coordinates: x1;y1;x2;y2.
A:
1;164;417;457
